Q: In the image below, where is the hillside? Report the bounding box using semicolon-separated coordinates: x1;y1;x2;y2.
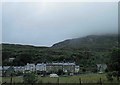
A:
52;34;118;51
2;34;118;66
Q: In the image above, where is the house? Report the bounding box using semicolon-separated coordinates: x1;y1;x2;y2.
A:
46;62;76;73
9;58;15;62
14;66;25;72
3;66;10;72
75;66;80;73
24;62;78;74
63;62;75;73
1;62;80;75
96;64;107;73
25;63;35;71
46;63;63;73
36;63;46;71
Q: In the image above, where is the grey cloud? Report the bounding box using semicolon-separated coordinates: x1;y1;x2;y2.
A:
2;2;118;46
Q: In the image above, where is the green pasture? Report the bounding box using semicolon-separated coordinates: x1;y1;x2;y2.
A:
1;73;119;84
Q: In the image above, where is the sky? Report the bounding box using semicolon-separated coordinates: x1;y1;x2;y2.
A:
1;1;118;46
0;2;2;44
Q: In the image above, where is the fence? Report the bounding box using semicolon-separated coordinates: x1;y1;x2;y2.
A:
1;78;120;85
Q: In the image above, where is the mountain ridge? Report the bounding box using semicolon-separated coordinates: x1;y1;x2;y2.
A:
52;34;118;51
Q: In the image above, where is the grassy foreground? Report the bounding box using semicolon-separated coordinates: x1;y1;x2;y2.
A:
1;73;120;83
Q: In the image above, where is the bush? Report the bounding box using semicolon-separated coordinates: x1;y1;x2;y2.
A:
112;71;118;77
23;72;38;84
91;68;97;73
106;72;113;81
82;68;86;73
105;68;108;73
15;71;23;76
57;69;64;75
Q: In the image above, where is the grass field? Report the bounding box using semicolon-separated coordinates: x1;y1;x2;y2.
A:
1;73;120;84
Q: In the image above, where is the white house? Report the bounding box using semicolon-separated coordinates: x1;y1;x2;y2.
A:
25;63;35;71
75;66;79;73
1;62;80;74
36;63;46;71
9;58;15;62
14;66;25;72
96;64;107;73
63;62;75;73
3;66;10;71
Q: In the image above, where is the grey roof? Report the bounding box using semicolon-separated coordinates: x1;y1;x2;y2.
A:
26;63;35;66
46;62;75;66
3;66;10;70
63;63;75;65
36;63;46;65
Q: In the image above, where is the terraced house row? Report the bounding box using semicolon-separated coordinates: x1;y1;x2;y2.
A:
1;62;80;75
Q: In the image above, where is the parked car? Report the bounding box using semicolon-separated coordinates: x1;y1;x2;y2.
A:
40;74;45;77
98;71;103;74
50;73;59;78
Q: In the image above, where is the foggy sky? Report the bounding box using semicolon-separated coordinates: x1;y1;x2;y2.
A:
2;2;118;46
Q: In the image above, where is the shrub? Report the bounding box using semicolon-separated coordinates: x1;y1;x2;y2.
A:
15;71;23;76
105;68;108;73
57;69;64;75
106;72;113;81
112;71;118;77
82;68;86;73
23;72;38;84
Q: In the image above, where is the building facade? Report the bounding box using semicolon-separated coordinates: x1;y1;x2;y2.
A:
1;62;80;75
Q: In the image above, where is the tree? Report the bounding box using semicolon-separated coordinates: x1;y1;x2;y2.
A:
57;69;64;75
108;48;120;81
23;72;38;85
106;72;113;81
